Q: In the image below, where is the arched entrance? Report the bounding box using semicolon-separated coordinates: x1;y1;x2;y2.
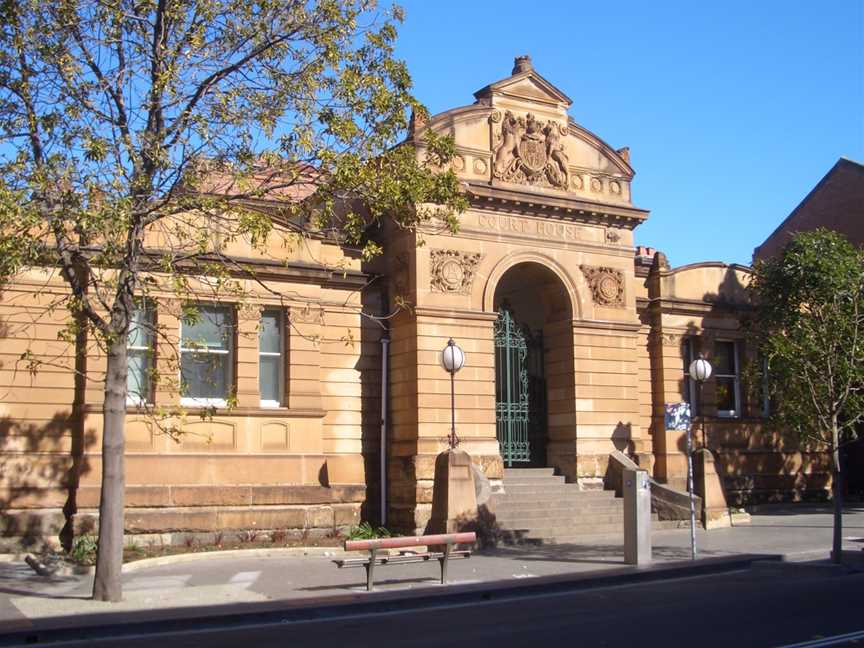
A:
493;262;574;469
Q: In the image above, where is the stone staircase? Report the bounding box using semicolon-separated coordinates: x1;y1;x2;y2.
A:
488;467;679;545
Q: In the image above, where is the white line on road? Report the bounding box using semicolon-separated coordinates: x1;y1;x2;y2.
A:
776;629;864;647
124;575;191;591
229;571;261;585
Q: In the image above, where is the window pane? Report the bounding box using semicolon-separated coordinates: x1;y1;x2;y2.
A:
182;306;230;350
128;305;153;348
716;377;736;412
127;350;151;402
260;311;281;354
259;355;281;403
715;342;735;375
181;352;230;400
682;339;692;373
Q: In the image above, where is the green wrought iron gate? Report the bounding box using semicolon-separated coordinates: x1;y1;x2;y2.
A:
494;307;546;466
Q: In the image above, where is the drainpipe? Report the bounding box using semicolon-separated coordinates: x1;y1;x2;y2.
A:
379;333;390;527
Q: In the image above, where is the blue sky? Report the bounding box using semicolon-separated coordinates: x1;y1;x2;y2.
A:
393;0;863;267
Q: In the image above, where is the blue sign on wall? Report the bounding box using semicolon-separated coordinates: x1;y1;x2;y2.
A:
665;402;691;431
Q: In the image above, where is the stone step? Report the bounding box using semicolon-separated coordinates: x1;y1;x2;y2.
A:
529;524;690;545
491;505;625;519
491;503;623;516
495;513;623;527
495;511;665;525
532;534;622;545
501;474;567;484
501;522;625;537
503;468;556;476
504;482;615;497
502;482;573;490
493;503;623;513
492;486;616;502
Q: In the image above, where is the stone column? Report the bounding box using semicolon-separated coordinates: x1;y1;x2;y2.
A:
153;300;181;409
287;304;323;411
234;305;261;409
388;309;499;534
569;322;643;489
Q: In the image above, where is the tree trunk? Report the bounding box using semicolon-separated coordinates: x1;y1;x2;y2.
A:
831;423;843;565
92;336;128;602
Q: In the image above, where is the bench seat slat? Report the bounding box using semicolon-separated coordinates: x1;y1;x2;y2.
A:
344;532;476;553
334;550;471;569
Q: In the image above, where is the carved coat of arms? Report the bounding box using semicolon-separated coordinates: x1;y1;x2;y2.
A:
492;111;570;189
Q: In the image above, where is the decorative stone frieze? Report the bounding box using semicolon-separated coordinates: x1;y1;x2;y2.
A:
290;304;325;325
580;265;625;307
430;249;483;295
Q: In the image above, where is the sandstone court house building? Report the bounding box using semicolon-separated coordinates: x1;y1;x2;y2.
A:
0;57;830;547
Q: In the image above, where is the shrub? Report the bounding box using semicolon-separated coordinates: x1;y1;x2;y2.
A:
68;535;98;566
346;522;391;540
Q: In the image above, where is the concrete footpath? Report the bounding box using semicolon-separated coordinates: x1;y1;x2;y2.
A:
1;504;862;635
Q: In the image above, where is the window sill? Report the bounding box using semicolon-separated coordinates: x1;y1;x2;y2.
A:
177;406;326;418
85;404;326;418
181;398;228;408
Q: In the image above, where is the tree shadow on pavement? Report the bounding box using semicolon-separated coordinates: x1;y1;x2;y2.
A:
482;542;731;565
0;563;89;600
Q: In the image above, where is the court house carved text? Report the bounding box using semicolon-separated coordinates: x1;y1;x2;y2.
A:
475;213;602;244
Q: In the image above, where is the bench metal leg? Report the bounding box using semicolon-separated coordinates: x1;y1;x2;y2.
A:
439;544;452;585
365;548;378;591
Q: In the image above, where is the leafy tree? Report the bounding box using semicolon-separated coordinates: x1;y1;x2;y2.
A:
0;0;464;601
746;229;864;564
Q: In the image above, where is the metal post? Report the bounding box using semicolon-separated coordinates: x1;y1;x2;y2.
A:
623;468;652;565
440;543;452;584
687;417;697;560
449;367;457;449
443;338;462;450
380;335;389;527
366;547;378;591
699;380;706;450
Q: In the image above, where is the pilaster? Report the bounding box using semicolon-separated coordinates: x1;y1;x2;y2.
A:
288;304;323;411
234;305;261;408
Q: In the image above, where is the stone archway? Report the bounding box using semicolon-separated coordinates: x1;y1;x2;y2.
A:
492;262;575;471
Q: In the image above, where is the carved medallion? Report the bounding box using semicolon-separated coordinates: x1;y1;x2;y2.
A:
430;249;483;295
609;181;621;195
605;229;621;244
571;174;584;190
452;155;465;172
492;110;570;190
580;265;625;308
590;177;603;192
473;158;488;174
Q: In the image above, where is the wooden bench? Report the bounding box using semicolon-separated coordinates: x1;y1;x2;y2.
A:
334;532;476;591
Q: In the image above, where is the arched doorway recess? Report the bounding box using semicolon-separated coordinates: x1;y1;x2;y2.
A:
493;262;575;469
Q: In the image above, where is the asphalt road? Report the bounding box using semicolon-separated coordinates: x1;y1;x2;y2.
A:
8;567;863;648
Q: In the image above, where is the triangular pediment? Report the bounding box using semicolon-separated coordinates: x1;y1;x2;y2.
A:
474;56;572;110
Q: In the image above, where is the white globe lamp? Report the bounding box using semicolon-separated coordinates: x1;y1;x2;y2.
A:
441;339;465;448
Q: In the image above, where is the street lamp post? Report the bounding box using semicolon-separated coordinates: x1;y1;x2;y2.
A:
441;338;466;450
687;355;712;560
